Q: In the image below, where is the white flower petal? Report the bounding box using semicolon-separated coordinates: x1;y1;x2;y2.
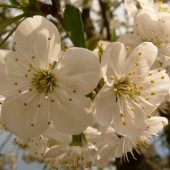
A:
158;15;170;42
46;145;66;158
1;91;49;138
43;125;72;144
134;10;157;40
0;50;32;97
124;0;138;17
94;85;115;127
50;88;94;135
145;116;168;134
125;42;158;75
140;69;170;106
101;42;126;81
118;33;142;53
0;51;7;94
56;48;100;95
27;135;47;157
112;97;146;140
14;15;61;68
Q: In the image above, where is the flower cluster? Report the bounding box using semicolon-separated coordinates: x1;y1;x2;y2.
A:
0;1;170;169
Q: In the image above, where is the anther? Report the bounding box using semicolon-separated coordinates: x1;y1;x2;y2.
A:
157;68;161;72
123;121;127;126
138;52;142;56
131;107;135;111
145;97;150;101
110;76;114;80
31;123;34;127
151;92;155;95
120;112;125;117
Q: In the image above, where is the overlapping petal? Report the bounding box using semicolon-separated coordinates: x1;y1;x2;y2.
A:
0;52;6;94
56;48;100;95
134;10;157;40
14;15;61;68
0;50;32;97
125;42;158;75
94;85;115;127
112;97;146;139
1;91;49;138
139;69;170;106
101;42;126;82
50;87;94;135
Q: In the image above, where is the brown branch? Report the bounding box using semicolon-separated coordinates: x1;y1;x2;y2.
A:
51;0;64;27
98;0;111;40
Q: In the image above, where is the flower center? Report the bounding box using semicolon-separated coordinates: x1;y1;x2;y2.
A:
113;76;143;100
31;69;57;94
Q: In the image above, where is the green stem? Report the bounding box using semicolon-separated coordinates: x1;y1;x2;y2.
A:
0;17;26;47
0;4;22;9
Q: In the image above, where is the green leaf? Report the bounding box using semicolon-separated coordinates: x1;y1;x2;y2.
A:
64;4;85;48
0;14;26;34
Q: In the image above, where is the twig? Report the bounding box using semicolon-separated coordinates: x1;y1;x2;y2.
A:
98;0;111;40
51;0;64;27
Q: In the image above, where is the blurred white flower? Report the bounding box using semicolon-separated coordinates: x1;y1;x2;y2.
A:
0;15;101;138
125;0;155;17
45;127;99;169
119;9;170;67
95;42;170;139
97;116;168;166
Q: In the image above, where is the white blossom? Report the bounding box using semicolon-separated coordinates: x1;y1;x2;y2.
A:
0;16;101;138
124;0;155;17
119;9;170;67
97;116;168;167
44;127;100;169
95;42;170;139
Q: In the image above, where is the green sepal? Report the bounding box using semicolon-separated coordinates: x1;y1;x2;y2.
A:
69;133;87;147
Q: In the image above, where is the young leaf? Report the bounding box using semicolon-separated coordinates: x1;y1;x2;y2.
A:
64;4;85;48
0;18;25;47
0;23;18;47
0;14;26;34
